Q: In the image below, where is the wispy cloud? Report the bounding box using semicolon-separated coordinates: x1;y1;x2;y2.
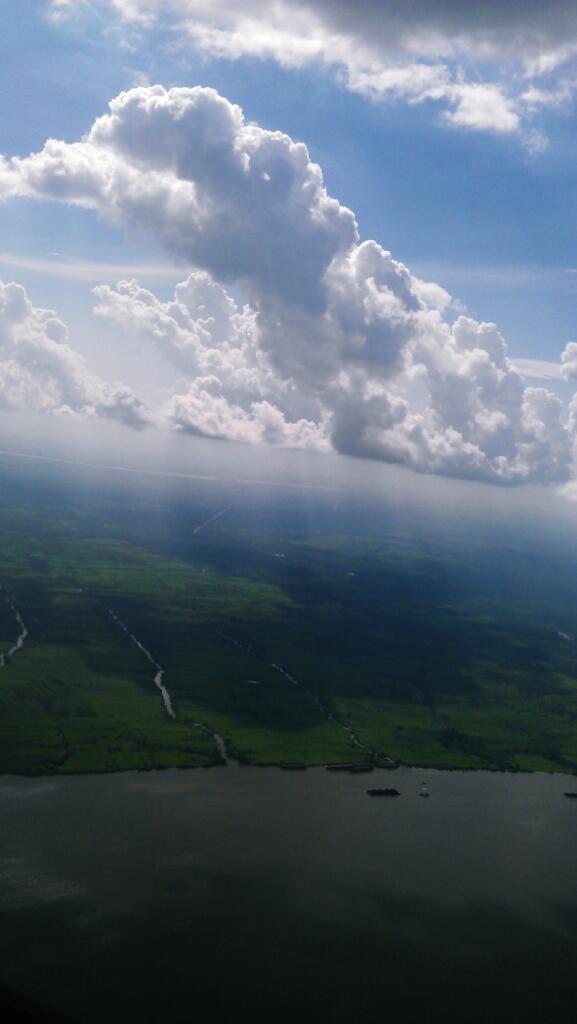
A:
0;252;183;283
412;262;577;291
512;358;563;381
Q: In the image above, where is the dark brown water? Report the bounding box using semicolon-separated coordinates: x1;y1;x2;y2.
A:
1;766;577;1023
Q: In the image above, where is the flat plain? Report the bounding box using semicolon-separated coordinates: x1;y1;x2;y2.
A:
2;453;577;774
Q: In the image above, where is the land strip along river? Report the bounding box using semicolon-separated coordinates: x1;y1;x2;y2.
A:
0;583;28;668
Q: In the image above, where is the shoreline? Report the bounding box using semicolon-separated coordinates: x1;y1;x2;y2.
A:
1;758;576;780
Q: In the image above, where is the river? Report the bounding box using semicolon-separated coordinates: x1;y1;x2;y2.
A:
105;606;230;761
0;766;577;1023
0;585;28;669
105;606;176;719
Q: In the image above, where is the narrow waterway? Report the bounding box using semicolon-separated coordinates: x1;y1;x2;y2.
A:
270;658;385;761
0;583;28;668
192;506;232;535
104;605;231;762
193;721;230;764
230;637;390;764
105;606;176;719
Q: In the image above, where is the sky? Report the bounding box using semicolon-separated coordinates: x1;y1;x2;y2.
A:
3;1;577;490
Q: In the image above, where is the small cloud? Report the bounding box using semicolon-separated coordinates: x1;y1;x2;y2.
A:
129;68;151;87
561;341;577;379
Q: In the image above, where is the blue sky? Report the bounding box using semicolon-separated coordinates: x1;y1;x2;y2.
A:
2;1;577;366
2;1;577;487
1;1;577;356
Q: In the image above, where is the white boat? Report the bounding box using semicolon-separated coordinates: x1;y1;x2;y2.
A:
420;782;430;798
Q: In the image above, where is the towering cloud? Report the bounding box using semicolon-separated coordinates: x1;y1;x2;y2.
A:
0;279;148;427
0;85;573;482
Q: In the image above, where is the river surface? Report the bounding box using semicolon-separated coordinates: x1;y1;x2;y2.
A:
1;768;577;1023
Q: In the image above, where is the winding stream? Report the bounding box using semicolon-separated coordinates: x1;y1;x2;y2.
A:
104;606;231;762
270;659;385;762
105;607;176;719
0;584;28;668
192;721;230;764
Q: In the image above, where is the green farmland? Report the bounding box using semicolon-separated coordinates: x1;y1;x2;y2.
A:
2;454;577;774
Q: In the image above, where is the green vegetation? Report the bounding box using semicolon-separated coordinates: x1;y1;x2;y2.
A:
0;643;218;774
1;454;577;774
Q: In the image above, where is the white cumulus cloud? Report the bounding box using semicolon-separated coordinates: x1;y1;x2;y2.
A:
0;278;148;427
1;84;575;482
561;340;577;379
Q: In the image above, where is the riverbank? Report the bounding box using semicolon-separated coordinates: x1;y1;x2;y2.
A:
2;750;576;779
